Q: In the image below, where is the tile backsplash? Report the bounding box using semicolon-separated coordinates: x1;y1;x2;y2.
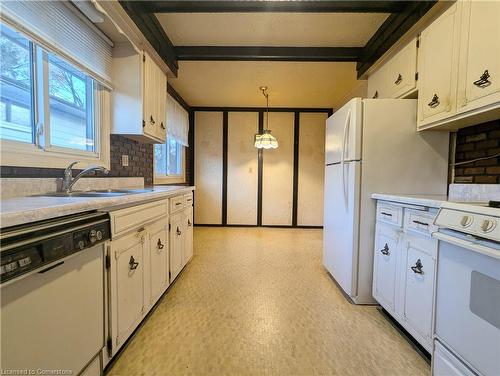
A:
454;120;500;184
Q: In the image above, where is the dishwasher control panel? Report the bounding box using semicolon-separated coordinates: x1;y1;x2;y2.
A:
1;212;110;283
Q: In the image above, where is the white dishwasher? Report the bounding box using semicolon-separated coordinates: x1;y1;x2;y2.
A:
1;212;110;376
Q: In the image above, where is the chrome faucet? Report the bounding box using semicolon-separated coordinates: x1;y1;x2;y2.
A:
61;161;110;193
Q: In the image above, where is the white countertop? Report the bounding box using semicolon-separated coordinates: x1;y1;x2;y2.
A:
0;185;194;228
371;193;449;208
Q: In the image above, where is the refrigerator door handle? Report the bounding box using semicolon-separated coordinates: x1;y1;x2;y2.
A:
341;109;351;209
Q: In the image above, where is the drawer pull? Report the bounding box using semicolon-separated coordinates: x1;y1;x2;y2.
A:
473;70;491;88
380;212;393;217
394;74;402;85
129;256;139;270
160;122;166;130
176;227;182;236
412;220;429;227
380;243;390;255
428;94;440;108
372;90;378;99
187;219;192;227
411;259;424;274
175;202;181;206
157;239;164;250
150;115;155;125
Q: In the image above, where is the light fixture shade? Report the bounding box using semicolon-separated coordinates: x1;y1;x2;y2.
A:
254;129;278;149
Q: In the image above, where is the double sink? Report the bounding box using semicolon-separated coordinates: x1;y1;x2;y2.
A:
38;188;155;198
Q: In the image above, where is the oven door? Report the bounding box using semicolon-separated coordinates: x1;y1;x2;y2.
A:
434;231;500;376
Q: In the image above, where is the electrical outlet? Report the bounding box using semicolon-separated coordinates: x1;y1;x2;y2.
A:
121;154;129;167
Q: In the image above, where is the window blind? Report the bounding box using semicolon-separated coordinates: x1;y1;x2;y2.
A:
1;1;113;88
167;94;189;146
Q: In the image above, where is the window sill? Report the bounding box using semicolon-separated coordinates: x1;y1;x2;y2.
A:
154;175;186;185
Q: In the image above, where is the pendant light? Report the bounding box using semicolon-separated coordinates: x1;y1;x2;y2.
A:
254;86;279;149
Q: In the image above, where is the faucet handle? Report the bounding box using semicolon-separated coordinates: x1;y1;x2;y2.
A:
64;161;79;179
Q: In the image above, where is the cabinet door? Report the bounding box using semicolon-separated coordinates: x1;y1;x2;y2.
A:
149;219;169;305
184;206;193;264
156;67;167;142
402;244;435;343
418;3;461;127
169;213;184;282
142;52;157;139
457;0;500;113
385;38;417;98
372;225;399;312
111;231;145;347
367;64;387;99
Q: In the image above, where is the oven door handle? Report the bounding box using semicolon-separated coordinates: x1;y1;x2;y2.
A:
433;232;500;260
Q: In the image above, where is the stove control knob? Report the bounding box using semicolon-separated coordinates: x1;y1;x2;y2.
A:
460;215;473;228
89;230;97;243
480;219;495;233
96;230;103;241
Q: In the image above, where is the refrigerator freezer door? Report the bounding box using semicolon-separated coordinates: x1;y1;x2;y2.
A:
323;161;361;299
325;98;362;165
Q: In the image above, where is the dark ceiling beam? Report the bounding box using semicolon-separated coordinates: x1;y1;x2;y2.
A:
175;46;362;62
137;1;407;13
120;1;178;76
356;1;437;78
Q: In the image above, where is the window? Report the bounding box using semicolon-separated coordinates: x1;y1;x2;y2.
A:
0;22;109;169
154;137;185;183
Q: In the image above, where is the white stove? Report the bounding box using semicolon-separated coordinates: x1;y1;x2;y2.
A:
431;201;499;376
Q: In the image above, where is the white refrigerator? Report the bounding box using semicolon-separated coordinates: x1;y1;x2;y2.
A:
323;98;449;304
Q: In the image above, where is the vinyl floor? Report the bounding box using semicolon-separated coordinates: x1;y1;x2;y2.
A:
106;227;429;376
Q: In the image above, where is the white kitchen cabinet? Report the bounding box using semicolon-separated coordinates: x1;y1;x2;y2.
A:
367;38;418;99
148;217;169;306
372;201;438;352
372;223;400;313
456;0;500;114
111;43;167;143
401;234;436;347
169;211;184;282
417;2;462;128
184;203;194;264
109;229;147;349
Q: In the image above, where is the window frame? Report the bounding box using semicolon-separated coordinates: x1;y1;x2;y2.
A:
153;137;186;185
0;22;110;169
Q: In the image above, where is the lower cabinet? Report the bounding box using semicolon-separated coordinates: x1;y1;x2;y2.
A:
372;202;438;352
148;218;169;306
169;211;184;282
184;205;194;264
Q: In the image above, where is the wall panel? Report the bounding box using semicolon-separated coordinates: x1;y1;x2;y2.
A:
194;112;223;224
297;113;327;226
227;112;259;225
262;112;295;225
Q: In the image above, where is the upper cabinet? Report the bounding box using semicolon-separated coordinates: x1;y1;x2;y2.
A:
367;38;418;100
111;44;167;143
417;0;500;130
417;3;462;127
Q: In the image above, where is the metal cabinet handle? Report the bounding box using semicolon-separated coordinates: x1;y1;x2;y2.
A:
411;259;424;274
412;220;429;226
176;227;182;236
157;239;164;250
129;256;139;270
381;212;393;217
175;202;181;206
394;74;403;85
372;90;378;99
150;115;155;125
473;70;491;87
380;243;390;255
428;94;440;108
187;219;192;227
160;122;166;130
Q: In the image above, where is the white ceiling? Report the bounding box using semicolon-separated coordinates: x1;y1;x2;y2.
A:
169;61;362;109
156;12;388;47
157;12;385;108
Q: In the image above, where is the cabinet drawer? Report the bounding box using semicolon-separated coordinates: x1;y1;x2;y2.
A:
170;195;184;213
376;203;403;226
110;199;168;238
405;209;438;236
184;192;193;207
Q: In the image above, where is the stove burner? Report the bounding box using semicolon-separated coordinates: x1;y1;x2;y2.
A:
489;201;500;208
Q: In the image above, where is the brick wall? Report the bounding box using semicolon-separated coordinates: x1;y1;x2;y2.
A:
454;120;500;183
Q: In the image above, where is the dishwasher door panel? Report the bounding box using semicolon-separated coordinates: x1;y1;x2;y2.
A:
1;245;104;375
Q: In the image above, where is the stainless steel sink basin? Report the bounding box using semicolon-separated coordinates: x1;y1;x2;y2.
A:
36;188;155;198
